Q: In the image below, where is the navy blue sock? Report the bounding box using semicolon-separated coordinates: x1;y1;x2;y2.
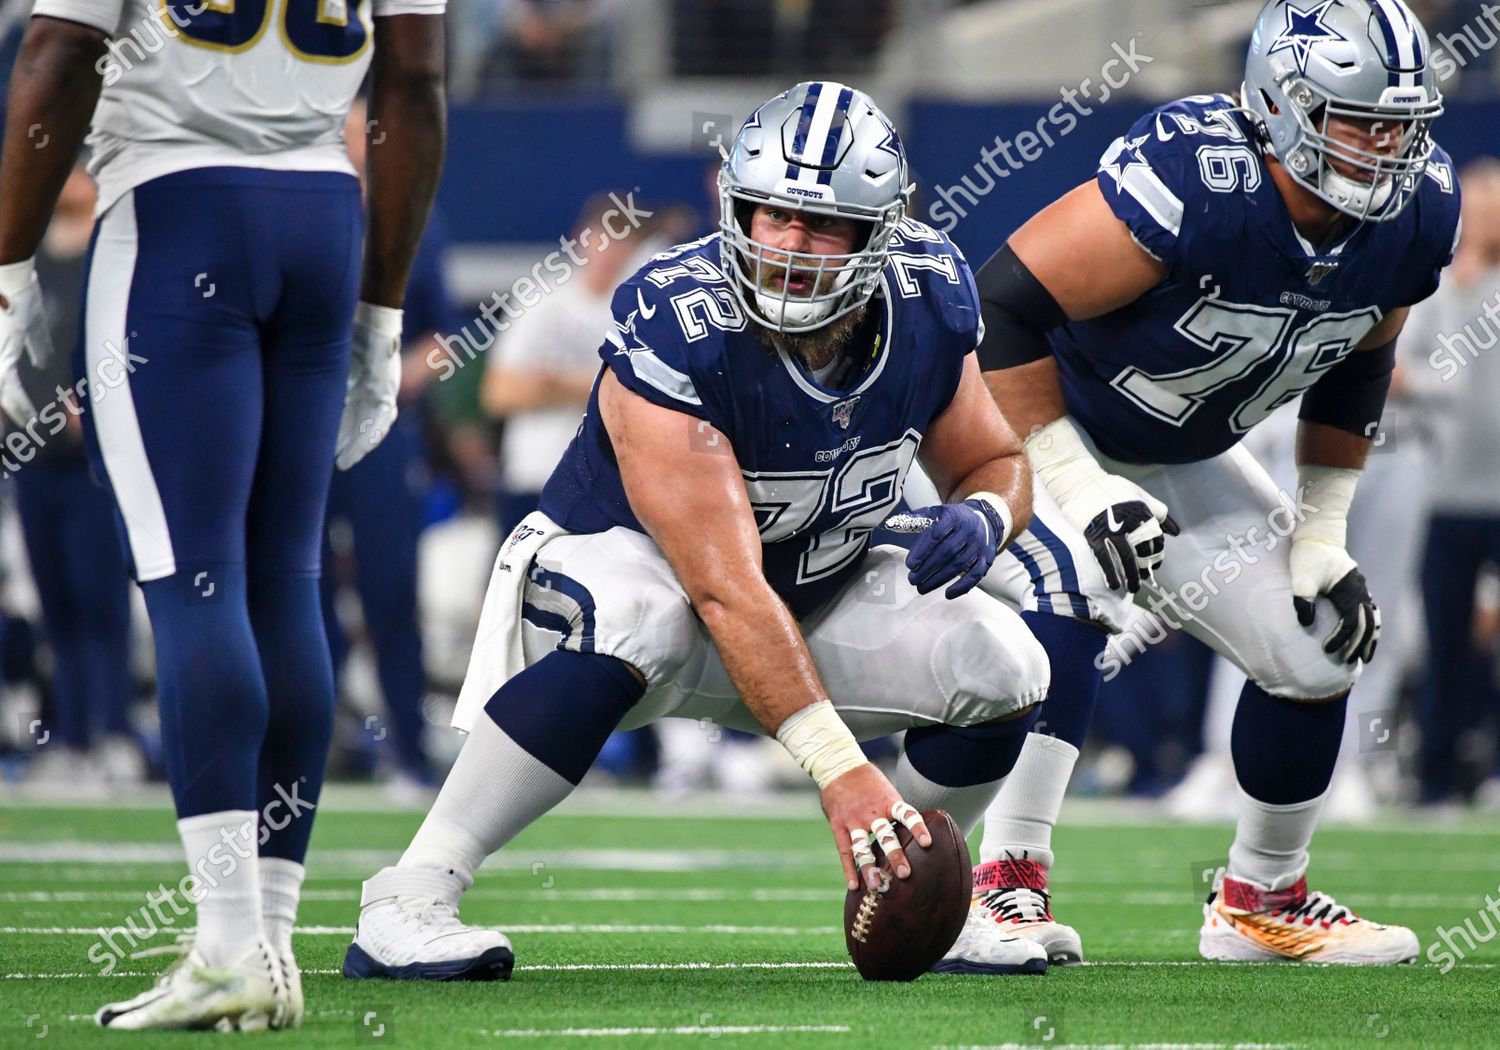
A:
1231;681;1348;805
251;574;336;862
485;650;646;785
142;569;268;818
1021;611;1107;749
905;705;1041;787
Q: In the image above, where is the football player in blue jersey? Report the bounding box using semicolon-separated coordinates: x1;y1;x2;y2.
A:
969;0;1457;965
341;81;1057;981
0;0;446;1029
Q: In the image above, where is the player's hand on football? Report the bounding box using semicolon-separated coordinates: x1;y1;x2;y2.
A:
0;259;56;426
884;496;1012;599
336;301;404;471
1060;472;1178;593
819;762;931;892
1290;539;1380;664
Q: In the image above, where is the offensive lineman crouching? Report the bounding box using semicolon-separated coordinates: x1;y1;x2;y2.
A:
343;82;1053;979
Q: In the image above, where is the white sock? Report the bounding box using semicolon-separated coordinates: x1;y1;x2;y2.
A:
1227;786;1326;891
260;858;306;955
178;810;263;967
893;751;1005;837
400;715;574;882
979;733;1080;869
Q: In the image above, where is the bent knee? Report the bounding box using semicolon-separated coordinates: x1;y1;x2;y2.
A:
933;614;1050;727
1246;649;1359;701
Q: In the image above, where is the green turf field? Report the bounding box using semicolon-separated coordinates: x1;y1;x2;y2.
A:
3;788;1498;1048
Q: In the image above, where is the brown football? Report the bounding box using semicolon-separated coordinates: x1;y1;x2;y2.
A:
843;808;972;981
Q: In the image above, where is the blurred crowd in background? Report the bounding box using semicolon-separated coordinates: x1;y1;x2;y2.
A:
1;0;1499;817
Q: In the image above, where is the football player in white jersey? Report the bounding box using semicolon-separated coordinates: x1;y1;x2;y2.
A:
0;0;445;1030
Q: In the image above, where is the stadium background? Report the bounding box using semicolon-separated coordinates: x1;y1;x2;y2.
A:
0;0;1498;827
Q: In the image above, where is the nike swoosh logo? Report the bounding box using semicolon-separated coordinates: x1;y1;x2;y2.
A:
636;289;656;320
1155;114;1175;142
1106;506;1125;532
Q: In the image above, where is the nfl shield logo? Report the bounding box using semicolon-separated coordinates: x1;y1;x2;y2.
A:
1306;261;1340;287
832;396;860;430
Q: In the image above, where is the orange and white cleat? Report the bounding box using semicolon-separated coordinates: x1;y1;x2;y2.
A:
968;856;1083;965
1200;873;1418;964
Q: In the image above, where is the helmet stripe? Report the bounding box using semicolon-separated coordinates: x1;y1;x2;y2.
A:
816;87;856;185
784;82;824;181
1369;0;1422;86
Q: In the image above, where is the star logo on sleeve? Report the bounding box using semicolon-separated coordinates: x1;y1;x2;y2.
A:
1267;0;1348;76
1100;134;1151;192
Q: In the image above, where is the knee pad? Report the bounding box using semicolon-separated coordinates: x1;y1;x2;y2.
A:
932;616;1049;728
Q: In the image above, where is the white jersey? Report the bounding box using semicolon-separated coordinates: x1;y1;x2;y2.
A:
29;0;444;214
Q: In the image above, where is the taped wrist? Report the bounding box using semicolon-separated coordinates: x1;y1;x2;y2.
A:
775;700;867;790
1296;339;1395;438
975;243;1067;372
0;257;36;299
1023;417;1107;506
1293;465;1360;549
355;300;404;353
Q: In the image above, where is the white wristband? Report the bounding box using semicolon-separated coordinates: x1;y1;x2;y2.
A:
1022;416;1107;504
1293;465;1360;549
775;700;867;790
968;491;1015;549
355;300;404;350
0;257;36;299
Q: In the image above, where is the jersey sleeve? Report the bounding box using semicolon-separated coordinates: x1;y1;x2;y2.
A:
1094;107;1193;269
30;0;123;34
599;276;724;427
888;220;979;421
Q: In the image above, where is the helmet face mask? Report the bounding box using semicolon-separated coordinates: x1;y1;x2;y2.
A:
718;82;909;334
1244;0;1443;224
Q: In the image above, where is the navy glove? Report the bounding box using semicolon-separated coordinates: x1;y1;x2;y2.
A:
884;496;1012;599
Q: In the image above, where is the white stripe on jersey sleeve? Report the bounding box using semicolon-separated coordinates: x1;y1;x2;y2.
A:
29;0;122;35
372;0;446;15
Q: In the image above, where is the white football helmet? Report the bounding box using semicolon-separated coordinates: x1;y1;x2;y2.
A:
718;81;909;333
1243;0;1443;223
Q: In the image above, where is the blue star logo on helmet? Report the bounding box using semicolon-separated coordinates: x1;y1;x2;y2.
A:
1267;0;1349;76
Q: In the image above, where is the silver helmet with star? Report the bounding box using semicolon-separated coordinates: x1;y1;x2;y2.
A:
1243;0;1443;223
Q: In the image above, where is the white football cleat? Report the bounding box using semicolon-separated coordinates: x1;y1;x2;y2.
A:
970;857;1083;965
96;940;288;1031
1200;873;1419;964
343;866;515;981
277;947;303;1028
931;893;1048;975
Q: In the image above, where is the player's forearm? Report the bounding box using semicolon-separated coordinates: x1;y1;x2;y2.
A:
361;15;446;309
950;452;1032;539
983;359;1067;444
1295;420;1371;471
690;575;831;736
0;18;106;265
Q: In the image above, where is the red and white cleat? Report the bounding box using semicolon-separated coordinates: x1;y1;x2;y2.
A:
969;856;1083;965
1200;873;1418;965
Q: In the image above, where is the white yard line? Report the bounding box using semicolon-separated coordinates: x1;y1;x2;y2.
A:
0;923;839;937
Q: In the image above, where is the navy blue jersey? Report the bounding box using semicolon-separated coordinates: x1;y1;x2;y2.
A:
1051;94;1461;465
540;221;980;618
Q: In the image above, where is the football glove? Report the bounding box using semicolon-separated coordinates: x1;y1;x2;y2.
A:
336;301;403;471
1025;417;1178;593
883;493;1013;599
0;258;55;425
1289;465;1378;665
